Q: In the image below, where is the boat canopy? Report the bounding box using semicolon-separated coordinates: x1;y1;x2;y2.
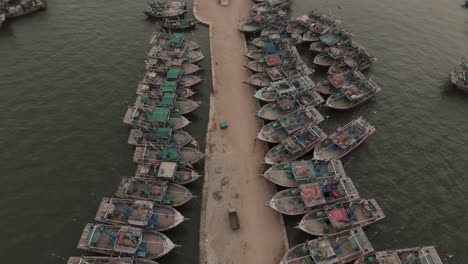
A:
265;42;277;53
170;33;184;44
157;161;177;180
161;81;177;92
161;93;176;106
149;107;170;122
155;127;172;139
166;68;182;80
160;146;181;161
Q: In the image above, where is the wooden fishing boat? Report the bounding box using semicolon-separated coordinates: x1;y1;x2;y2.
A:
315;80;336;95
115;177;194;206
267;177;359;215
245;54;296;73
135;95;200;114
135;162;201;185
450;58;468;92
180;74;202;88
155;49;205;64
255;75;316;102
128;128;193;146
328;62;350;76
343;45;377;71
68;256;159;264
265;125;326;164
260;24;285;37
326;78;382;110
95;197;186;231
251;0;294;12
133;144;205;165
245;63;307;87
263;159;346;188
328;70;367;89
251;33;303;48
314;117;375;161
2;0;46;19
245;43;288;61
354;246;443;264
298;198;385;236
144;3;186;19
137;82;196;99
148;0;186;9
320;28;354;47
239;11;286;33
161;18;196;30
303;15;341;42
257;89;324;120
313;46;347;67
123;106;190;130
77;223;175;259
309;42;327;53
149;32;200;51
258;106;323;143
145;58;201;75
286;15;311;34
281;227;373;264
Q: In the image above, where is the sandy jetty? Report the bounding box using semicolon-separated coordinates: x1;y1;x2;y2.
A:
194;0;287;263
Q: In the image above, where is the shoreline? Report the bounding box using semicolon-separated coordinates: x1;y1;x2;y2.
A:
194;0;288;263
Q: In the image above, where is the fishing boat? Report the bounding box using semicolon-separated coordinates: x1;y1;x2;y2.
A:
123;106;190;130
161;18;196;30
77;223;175;259
251;33;303;48
148;0;186;9
136;82;196;99
328;70;367;89
134;93;200;114
154;49;205;64
149;32;200;51
263;159;346;187
245;65;300;87
258;106;324;143
328;62;351;76
179;74;202;88
267;177;359;215
303;16;342;42
95;197;186;231
251;0;294;12
239;11;286;33
298;198;385;236
315;80;336;95
68;256;159;264
245;53;296;73
265;125;326;164
313;44;352;67
450;58;468;92
343;46;376;71
309;42;327;53
144;2;186;19
286;15;311;34
128;128;193;146
133;144;205;165
115;177;194;206
254;75;316;102
145;57;201;75
257;89;324;120
135;162;201;185
2;0;46;19
260;24;286;37
245;42;286;61
355;246;443;264
325;77;382;110
314;117;375;161
281;227;373;264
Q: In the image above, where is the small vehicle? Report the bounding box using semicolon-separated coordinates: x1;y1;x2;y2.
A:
228;207;240;230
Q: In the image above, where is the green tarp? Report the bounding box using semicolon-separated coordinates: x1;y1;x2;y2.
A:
155;127;171;139
148;107;170;122
166;68;182;80
161;81;177;92
161;93;176;106
170;33;184;44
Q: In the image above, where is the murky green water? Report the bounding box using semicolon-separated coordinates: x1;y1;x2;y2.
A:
1;0;467;263
0;0;209;263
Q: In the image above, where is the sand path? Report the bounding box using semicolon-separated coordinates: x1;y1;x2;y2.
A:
194;1;288;264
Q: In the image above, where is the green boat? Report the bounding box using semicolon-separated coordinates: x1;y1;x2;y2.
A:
133;144;204;165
